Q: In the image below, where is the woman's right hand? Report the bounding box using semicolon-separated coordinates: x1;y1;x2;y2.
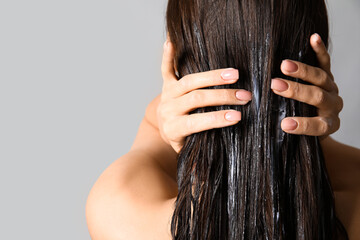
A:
157;40;252;153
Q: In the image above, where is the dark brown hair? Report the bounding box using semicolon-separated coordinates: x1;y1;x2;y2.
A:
166;0;348;239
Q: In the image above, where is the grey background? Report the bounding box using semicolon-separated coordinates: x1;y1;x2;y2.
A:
0;0;358;239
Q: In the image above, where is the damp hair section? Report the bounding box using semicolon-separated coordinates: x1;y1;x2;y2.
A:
166;0;348;239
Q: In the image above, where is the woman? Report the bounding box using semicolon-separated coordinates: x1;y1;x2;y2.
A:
86;0;360;239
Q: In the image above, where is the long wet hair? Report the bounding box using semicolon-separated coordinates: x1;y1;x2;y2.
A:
166;0;348;239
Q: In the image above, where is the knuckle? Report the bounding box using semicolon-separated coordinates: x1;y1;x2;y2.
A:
220;89;232;102
315;90;326;106
320;119;330;134
319;70;328;86
301;119;310;133
188;90;202;105
334;116;341;131
337;96;344;112
206;112;219;127
288;82;299;98
299;64;309;78
185;116;195;131
165;81;180;98
200;111;216;127
333;83;339;94
209;111;219;123
178;76;189;92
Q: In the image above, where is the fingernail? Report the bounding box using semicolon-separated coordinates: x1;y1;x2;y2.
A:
282;60;298;73
314;33;322;44
225;111;241;121
282;118;298;131
271;79;289;92
221;68;239;81
236;90;252;101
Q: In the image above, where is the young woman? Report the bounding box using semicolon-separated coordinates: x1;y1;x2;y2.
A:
86;0;360;239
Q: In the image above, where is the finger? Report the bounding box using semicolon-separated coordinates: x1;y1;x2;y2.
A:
271;78;341;112
161;39;177;84
280;59;337;92
173;68;239;98
175;89;252;114
281;116;340;136
310;33;332;78
170;110;242;139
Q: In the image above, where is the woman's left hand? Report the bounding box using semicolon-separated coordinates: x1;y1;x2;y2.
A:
270;33;343;140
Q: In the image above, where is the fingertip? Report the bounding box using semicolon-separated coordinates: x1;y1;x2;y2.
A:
281;118;299;132
271;78;289;92
236;89;252;102
225;110;242;122
161;40;177;80
310;33;324;52
280;60;299;74
319;116;332;133
312;33;322;44
221;68;239;81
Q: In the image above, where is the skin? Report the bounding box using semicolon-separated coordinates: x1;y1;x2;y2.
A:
86;33;360;240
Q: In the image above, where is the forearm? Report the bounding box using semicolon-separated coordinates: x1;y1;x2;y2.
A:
321;136;360;191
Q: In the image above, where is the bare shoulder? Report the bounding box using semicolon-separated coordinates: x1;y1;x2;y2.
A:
86;94;179;239
86;150;177;240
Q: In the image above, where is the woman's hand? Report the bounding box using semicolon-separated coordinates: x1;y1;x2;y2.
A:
158;40;252;153
158;33;343;153
270;33;343;140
